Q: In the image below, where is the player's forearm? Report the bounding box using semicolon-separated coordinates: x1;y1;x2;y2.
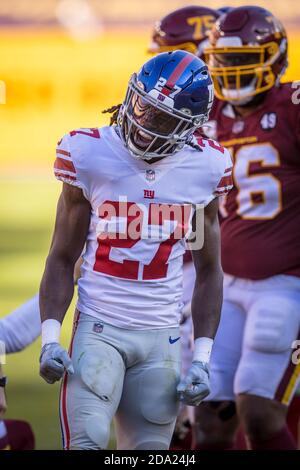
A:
191;265;223;340
39;254;75;324
0;295;41;353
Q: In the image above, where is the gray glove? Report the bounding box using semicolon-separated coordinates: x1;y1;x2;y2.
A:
40;342;74;384
177;361;210;406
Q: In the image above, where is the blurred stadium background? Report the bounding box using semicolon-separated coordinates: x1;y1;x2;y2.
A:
0;0;299;449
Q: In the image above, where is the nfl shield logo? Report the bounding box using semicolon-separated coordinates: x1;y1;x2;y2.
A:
145;169;155;182
93;322;104;333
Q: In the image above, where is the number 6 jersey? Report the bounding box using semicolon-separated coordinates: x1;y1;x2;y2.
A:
54;125;232;329
208;82;300;280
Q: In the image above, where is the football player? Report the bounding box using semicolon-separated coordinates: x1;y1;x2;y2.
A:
39;50;233;450
148;5;222;450
191;6;300;450
146;4;298;447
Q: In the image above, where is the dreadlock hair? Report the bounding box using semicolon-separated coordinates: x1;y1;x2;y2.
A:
102;103;203;152
102;104;122;126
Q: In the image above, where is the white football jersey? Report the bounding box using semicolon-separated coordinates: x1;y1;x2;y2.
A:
54;126;232;329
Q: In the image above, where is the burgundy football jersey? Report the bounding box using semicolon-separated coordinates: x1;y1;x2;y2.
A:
0;420;35;450
209;82;300;279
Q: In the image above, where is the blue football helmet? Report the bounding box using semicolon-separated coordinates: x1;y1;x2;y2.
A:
117;50;214;160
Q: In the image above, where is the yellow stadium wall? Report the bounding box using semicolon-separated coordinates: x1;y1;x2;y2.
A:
1;29;300;173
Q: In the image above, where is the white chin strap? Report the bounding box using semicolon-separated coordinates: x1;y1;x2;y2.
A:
222;77;257;106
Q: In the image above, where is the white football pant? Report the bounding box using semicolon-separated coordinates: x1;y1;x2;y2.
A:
207;274;300;404
60;312;181;450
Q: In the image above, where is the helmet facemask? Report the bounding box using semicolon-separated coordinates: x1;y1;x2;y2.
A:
205;40;287;105
118;74;209;160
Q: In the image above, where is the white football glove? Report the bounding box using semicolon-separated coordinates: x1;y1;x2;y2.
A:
177;361;210;406
39;342;74;384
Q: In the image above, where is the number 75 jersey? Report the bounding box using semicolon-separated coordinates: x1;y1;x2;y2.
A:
54;125;232;329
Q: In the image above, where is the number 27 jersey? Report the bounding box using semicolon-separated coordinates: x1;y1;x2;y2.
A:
54;125;232;329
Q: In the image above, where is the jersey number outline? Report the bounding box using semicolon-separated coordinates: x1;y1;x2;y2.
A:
94;201;192;280
228;142;282;220
70;128;100;139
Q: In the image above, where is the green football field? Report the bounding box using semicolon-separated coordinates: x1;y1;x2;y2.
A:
0;178;78;449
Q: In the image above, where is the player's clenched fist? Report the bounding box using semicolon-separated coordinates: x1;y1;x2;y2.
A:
39;343;74;384
177;361;210;406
